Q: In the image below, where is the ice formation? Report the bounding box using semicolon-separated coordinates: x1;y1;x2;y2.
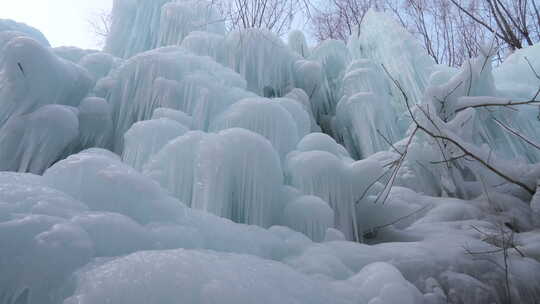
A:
1;2;540;304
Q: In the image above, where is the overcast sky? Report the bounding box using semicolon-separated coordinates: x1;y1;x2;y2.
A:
0;0;112;49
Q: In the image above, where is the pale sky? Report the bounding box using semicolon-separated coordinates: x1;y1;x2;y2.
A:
0;0;112;49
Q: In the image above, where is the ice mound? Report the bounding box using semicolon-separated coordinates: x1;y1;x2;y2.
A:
0;172;87;221
157;0;224;47
144;128;284;227
64;249;352;304
106;0;223;58
286;134;383;240
296;132;351;159
0;214;94;304
183;28;302;98
0;19;50;46
309;39;350;111
77;52;119;82
76;97;113;150
292;59;330;119
0;36;92;126
70;212;153;257
494;43;540;99
349;10;436;109
335;60;403;159
151;107;194;128
209;97;302;159
288;30;311;58
181;30;226;61
224;28;299;96
43;149;184;224
0;37;119;174
122;117;189;171
102;46;253;151
0;105;79;173
1;1;540;302
336;92;402;159
284;195;334;242
349;262;424;304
